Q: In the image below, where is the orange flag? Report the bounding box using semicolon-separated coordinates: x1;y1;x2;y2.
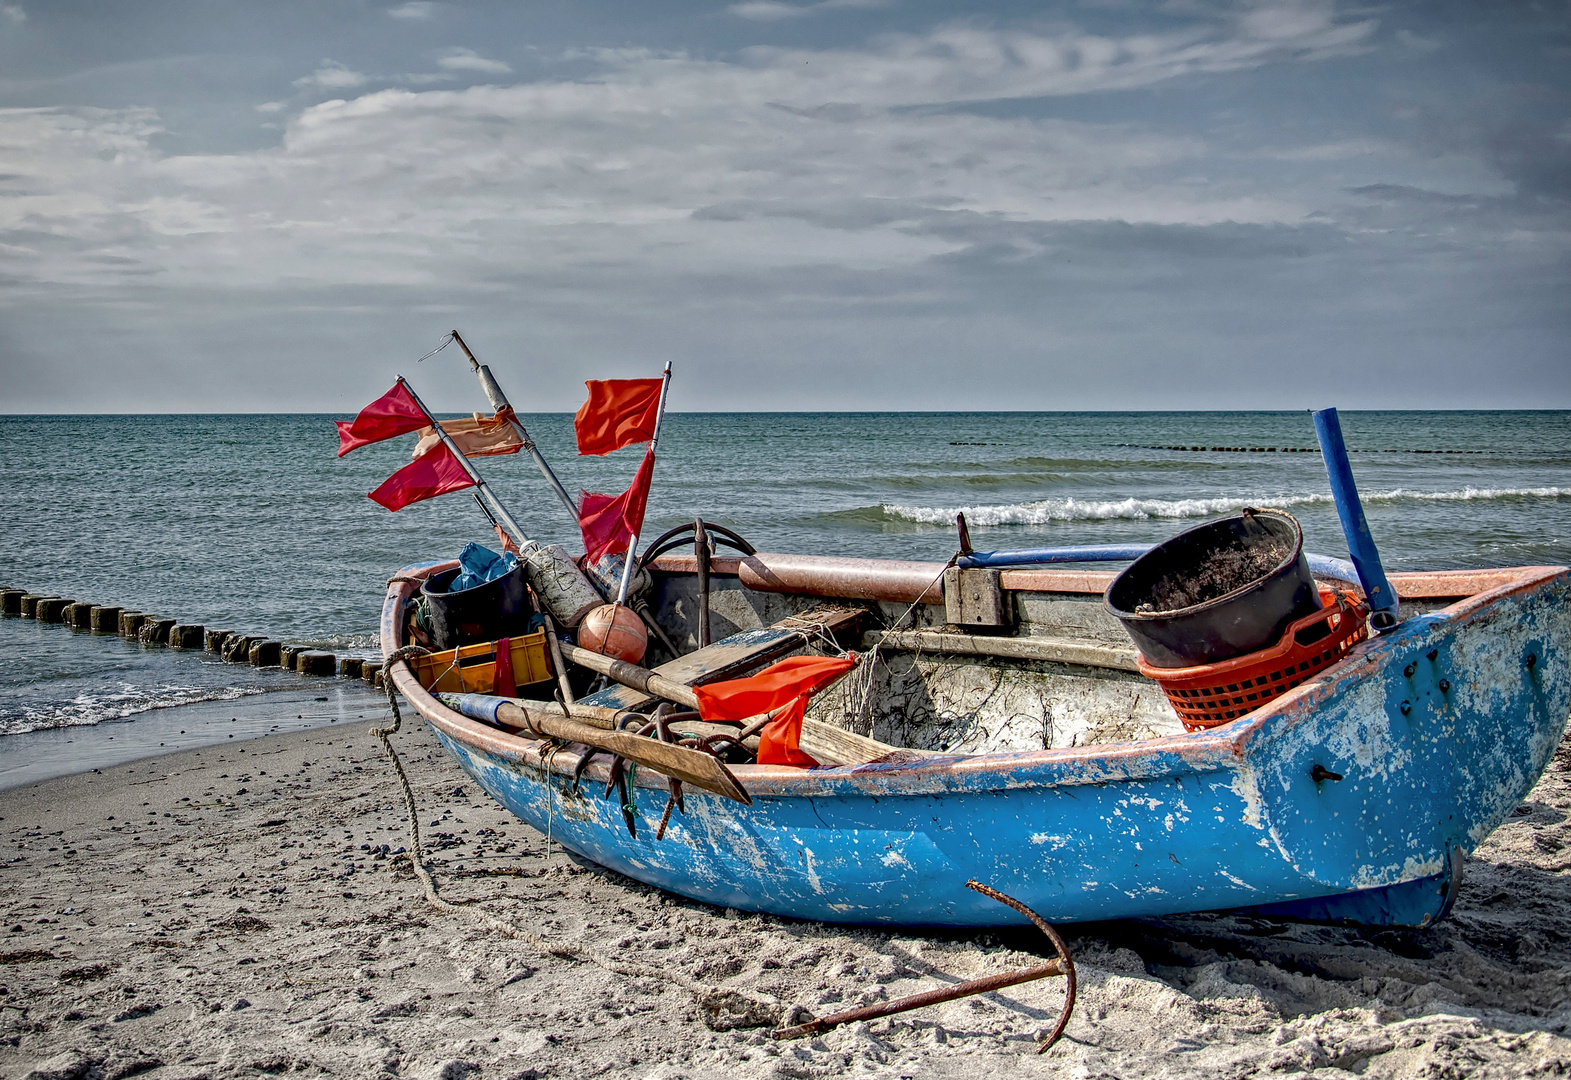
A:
693;654;857;767
575;378;663;456
411;406;524;460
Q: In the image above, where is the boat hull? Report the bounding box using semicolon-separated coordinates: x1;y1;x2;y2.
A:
385;560;1571;928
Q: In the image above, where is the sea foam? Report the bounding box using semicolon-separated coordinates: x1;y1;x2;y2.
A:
883;487;1570;527
0;684;267;738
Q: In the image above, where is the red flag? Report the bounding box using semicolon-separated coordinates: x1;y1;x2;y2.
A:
336;379;429;457
693;654;857;767
575;378;663;456
368;439;476;511
493;637;516;697
577;448;655;563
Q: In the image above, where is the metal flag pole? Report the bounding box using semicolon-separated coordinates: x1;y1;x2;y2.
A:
615;361;673;606
397;376;535;552
449;330;582;524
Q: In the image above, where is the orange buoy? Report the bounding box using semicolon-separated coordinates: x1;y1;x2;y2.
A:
576;604;648;664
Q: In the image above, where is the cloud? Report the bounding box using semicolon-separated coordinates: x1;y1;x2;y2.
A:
0;11;1397;307
1403;92;1571;203
0;5;23;26
435;48;512;75
1268;138;1387;161
1395;28;1441;52
728;2;807;19
1346;183;1481;205
254;101;285;114
1234;0;1345;42
387;1;437;19
730;15;1374;108
729;0;891;20
3;4;1564;411
293;62;370;90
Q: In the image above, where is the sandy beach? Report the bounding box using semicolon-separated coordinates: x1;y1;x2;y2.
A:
4;716;1571;1079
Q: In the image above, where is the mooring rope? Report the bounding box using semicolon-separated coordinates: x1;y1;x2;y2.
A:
373;651;780;1030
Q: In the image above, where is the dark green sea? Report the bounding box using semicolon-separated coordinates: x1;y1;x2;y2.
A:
1;411;1568;781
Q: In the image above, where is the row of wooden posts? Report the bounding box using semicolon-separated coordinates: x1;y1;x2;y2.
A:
0;587;385;686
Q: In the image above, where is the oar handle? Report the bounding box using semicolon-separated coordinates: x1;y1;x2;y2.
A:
560;640;702;709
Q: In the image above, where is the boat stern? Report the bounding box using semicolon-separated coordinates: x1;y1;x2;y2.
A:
1239;567;1571;916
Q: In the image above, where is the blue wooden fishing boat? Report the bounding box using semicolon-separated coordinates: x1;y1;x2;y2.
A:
383;545;1571;929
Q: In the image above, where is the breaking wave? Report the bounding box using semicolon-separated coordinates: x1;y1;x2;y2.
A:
880;487;1570;527
1383;486;1570;503
0;684;268;738
295;633;381;652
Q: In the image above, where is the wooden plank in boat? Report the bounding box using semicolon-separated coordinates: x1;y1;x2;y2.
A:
865;628;1139;672
578;605;866;711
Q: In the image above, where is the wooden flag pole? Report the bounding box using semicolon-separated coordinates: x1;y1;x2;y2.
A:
615;361;673;605
449;330;583;524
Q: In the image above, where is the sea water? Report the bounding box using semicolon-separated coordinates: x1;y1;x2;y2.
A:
2;411;1568;784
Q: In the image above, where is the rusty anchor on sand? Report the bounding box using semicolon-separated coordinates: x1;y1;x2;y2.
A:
773;881;1078;1053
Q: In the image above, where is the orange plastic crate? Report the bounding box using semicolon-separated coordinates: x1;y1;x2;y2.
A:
409;630;553;695
1138;589;1370;731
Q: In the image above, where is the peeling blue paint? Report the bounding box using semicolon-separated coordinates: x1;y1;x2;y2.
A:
384;565;1571;928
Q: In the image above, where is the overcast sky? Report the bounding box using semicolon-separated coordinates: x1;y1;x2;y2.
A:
1;1;1567;413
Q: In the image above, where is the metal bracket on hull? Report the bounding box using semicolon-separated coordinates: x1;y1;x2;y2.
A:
943;566;1012;631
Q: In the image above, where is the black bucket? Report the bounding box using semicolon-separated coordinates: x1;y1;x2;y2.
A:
1105;509;1322;669
421;563;531;650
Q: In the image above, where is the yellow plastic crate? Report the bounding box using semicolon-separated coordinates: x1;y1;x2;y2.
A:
410;630;553;695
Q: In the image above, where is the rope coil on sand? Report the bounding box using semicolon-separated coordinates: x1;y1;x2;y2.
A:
373;650;782;1031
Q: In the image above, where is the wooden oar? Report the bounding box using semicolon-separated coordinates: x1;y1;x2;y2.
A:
557;641;906;766
539;699;750;746
439;692;750;805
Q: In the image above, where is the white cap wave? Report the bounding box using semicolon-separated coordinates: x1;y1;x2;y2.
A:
884;487;1568;526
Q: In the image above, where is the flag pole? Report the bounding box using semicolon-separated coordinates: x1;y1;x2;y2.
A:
615;361;673;605
449;330;582;524
397;376;535;552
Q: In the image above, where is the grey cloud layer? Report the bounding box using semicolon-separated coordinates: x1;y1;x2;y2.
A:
0;1;1565;411
0;13;1379;293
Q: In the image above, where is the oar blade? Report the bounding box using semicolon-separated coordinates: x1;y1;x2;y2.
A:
600;729;752;805
473;698;750;805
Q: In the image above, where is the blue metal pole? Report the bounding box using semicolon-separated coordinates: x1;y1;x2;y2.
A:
1311;408;1400;629
956;545;1362;590
957;545;1151;568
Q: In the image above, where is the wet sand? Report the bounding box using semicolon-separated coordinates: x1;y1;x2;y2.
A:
0;684;386;793
4;719;1571;1079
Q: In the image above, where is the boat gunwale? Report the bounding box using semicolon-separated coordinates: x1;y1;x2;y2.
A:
383;557;1568;799
647;551;1555;605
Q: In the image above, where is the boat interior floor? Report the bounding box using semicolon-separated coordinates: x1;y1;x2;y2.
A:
625;577;1185;759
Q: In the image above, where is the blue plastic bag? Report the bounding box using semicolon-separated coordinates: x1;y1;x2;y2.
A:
449;542;518;593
